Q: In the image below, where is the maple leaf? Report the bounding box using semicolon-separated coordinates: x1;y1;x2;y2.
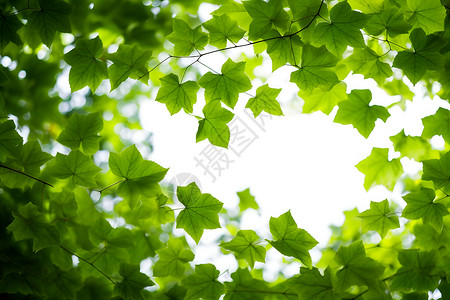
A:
28;0;72;47
345;47;393;86
202;14;245;48
390;250;440;291
243;0;289;41
237;188;259;212
422;151;450;192
287;267;339;299
198;58;251;109
402;188;449;231
314;1;369;56
108;44;152;90
115;263;154;300
64;36;108;92
422;107;450;144
405;0;446;34
46;150;101;187
356;148;403;191
155;73;199;115
196;100;234;148
334;89;390;138
181;264;224;300
176;182;223;243
109;145;168;209
167;19;208;56
0;120;22;161
290;44;340;93
358;199;400;238
393;29;444;84
246;84;283;117
0;13;23;52
268;210;318;267
335;241;385;291
153;238;195;277
57;112;103;155
220;230;266;268
7;202;60;252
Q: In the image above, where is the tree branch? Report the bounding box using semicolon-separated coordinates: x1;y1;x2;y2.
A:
59;245;115;284
0;163;54;187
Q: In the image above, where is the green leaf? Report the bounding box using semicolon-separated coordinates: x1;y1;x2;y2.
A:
181;264;225;300
28;0;72;47
390;250;440;291
224;268;269;300
202;14;245;48
196;100;234;148
220;230;266;268
422;107;450;143
265;29;302;71
0;12;23;52
402;188;449;231
109;145;168;209
358;200;400;238
237;188;259;212
108;44;152;90
47;150;101;187
393;29;444;85
0;69;8;86
0;120;22;161
153;238;195;278
176;182;223;243
422;151;450;192
334;241;385;291
49;190;78;220
287;267;339;299
334;89;390;138
390;130;437;161
167;19;208;56
115;263;154;300
299;82;347;114
364;6;412;37
64;36;108;92
347;0;383;13
198;58;251;109
57;112;103;155
268;210;318;267
313;1;369;56
382;79;414;102
406;0;446;34
155;73;199;115
0;140;52;188
356;148;403;191
243;0;289;41
290;44;340;93
245;84;283;118
288;0;325;26
345;47;393;85
7;202;60;252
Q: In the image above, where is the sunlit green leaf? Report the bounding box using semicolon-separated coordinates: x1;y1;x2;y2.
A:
406;0;446;34
196;100;234;148
345;47;393;85
153;238;195;278
182;264;224;300
237;188;259;212
203;14;245;48
198;58;251;109
57;112;103;155
358;200;400;238
155;73;199;115
220;230;266;268
268;210;318;267
334;89;390;138
246;84;283;117
176;182;223;243
115;263;154;300
64;36;108;92
356;148;403;191
109;145;168;209
168;19;208;56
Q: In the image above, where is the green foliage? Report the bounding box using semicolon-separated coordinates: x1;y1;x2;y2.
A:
1;0;450;298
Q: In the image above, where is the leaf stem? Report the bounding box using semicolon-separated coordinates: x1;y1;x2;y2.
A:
0;163;54;187
96;179;126;193
59;245;115;284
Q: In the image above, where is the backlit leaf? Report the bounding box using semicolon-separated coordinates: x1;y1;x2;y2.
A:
358;199;400;238
246;84;283;117
182;264;224;300
196;100;234;148
167;19;208;56
176;182;223;243
153;238;195;278
203;14;245;48
220;230;266;268
155;73;199;115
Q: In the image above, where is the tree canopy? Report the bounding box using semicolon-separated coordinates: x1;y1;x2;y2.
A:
1;0;450;299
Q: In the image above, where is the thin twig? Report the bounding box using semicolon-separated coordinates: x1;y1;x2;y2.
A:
0;164;54;187
59;245;115;284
